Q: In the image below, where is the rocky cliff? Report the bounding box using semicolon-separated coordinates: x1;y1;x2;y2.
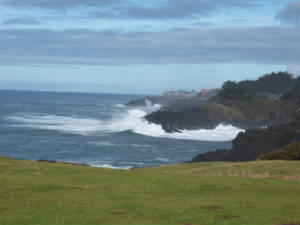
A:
189;117;300;162
145;72;300;133
127;72;299;133
145;99;299;132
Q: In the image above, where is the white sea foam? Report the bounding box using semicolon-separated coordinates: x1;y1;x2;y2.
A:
8;115;103;135
115;104;125;108
88;141;152;148
149;103;161;110
88;141;117;147
62;160;133;170
89;163;132;170
122;144;152;148
155;157;171;162
163;124;244;141
104;109;244;141
145;98;152;107
7;109;244;141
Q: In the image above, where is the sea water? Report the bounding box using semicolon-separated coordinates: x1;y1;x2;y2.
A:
0;90;242;169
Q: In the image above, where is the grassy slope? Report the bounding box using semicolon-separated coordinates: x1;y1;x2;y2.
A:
0;157;299;225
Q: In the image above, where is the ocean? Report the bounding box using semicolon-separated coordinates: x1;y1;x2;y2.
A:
0;90;243;169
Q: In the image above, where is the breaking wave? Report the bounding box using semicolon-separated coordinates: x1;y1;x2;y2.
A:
7;109;244;141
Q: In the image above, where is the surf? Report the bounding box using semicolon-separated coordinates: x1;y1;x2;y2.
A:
7;108;244;141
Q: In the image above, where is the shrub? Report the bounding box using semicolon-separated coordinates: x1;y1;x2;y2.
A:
259;141;300;160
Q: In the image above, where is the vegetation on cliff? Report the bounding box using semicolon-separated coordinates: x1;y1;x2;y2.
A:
281;76;300;104
218;71;297;101
259;141;300;160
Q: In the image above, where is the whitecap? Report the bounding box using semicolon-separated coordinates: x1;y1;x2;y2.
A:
115;104;126;108
88;141;116;147
121;144;152;148
90;163;132;170
163;124;244;142
7;114;103;135
104;109;243;141
155;157;171;162
145;98;152;107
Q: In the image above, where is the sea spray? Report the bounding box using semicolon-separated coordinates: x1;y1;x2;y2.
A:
7;109;243;141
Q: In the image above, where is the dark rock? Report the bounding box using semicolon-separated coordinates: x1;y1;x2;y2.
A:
125;96;172;107
145;105;225;132
37;159;58;163
146;99;299;133
189;117;300;162
37;159;88;166
190;149;231;163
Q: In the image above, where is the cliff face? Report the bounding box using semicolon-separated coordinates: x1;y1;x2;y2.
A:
190;117;300;162
145;100;299;132
145;103;246;132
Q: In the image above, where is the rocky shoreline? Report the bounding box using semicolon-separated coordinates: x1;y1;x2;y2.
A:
127;73;300;133
189;117;300;162
36;159;89;167
145;100;299;132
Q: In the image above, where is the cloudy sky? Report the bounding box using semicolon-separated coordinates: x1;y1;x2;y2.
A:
0;0;299;94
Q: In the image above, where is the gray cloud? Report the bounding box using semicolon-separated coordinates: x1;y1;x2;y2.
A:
287;65;300;76
3;17;41;25
3;0;255;19
3;0;123;8
118;0;254;19
275;1;300;26
0;26;298;65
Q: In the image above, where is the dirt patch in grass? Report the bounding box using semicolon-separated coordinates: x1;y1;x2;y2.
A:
224;169;300;181
280;176;300;181
225;170;272;179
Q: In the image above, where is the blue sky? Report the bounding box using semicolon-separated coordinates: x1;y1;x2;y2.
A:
0;0;299;94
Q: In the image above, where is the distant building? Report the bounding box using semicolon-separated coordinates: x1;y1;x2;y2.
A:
163;90;198;98
200;89;220;97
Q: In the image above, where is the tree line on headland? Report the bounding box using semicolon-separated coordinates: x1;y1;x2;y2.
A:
219;71;299;102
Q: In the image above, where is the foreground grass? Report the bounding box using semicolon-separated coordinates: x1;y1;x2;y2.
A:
0;157;299;225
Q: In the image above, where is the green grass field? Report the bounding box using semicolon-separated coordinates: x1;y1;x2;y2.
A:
0;156;299;225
